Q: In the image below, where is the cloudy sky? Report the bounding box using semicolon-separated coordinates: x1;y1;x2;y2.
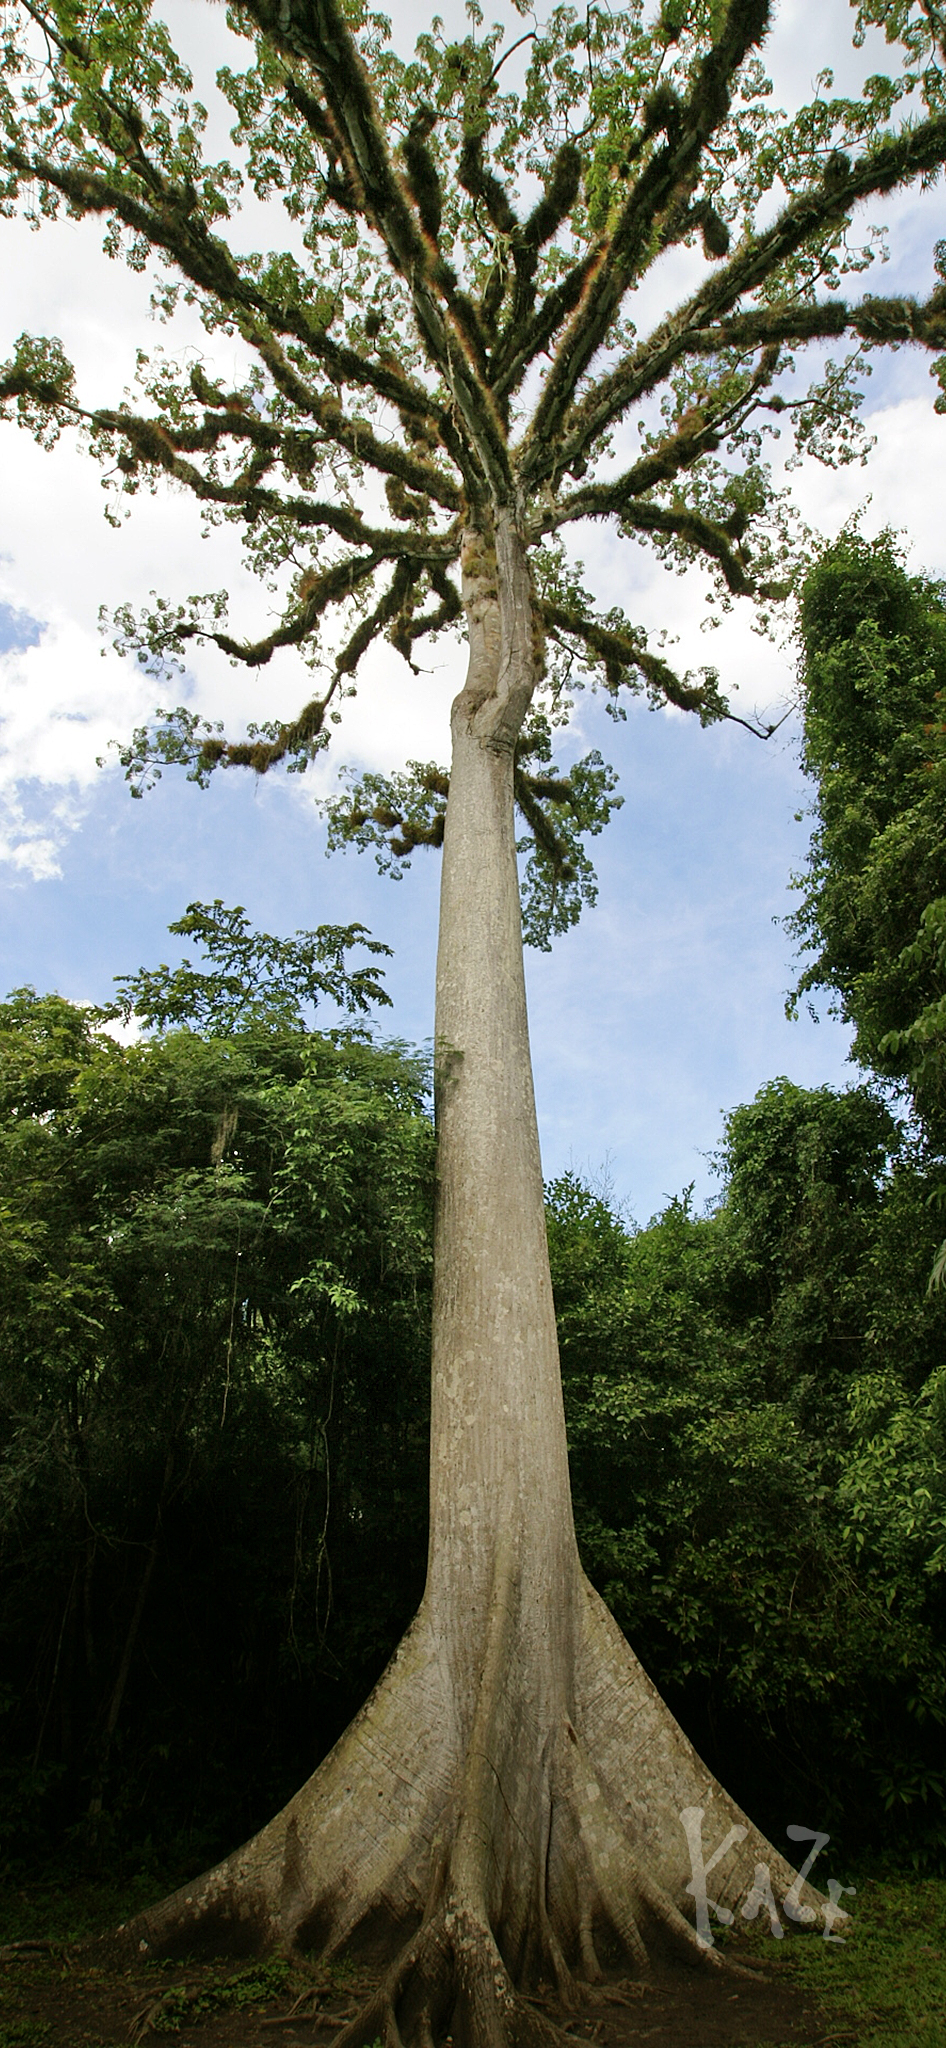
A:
2;0;944;1222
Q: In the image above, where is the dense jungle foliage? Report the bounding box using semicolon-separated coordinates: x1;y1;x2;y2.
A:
790;531;946;1150
3;537;946;1879
1;993;945;1878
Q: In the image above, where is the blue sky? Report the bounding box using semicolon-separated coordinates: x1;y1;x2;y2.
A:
2;0;945;1223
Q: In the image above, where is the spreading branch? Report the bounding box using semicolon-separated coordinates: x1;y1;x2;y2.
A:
3;0;946;941
246;0;514;502
0;134;458;450
532;109;946;486
686;285;946;361
523;0;773;461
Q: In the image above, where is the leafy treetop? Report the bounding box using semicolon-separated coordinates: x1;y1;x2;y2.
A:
2;0;946;943
98;897;393;1032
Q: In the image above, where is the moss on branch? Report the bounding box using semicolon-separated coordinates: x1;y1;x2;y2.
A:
4;0;946;915
534;108;946;487
523;0;773;461
538;598;728;722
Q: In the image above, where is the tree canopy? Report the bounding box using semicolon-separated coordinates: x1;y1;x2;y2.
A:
0;949;434;1857
2;0;946;942
100;896;393;1030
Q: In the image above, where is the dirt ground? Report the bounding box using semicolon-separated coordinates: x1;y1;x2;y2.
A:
0;1937;833;2047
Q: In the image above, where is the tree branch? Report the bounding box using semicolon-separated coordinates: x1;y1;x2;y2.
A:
113;556;418;786
199;551;387;668
490;247;600;401
513;768;576;876
329;557;422;681
529;109;946;485
538;598;727;720
0;127;457;452
234;324;464;510
522;0;773;460
683;284;946;360
75;397;459;561
539;597;786;736
244;0;514;502
540;351;787;596
556;493;755;595
388;567;463;661
483;144;584;376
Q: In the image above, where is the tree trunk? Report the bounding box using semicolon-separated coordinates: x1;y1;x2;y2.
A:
123;513;818;2040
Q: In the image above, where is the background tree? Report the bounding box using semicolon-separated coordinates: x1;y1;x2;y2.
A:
3;0;946;2034
5;983;944;1881
549;1103;946;1874
0;921;434;1865
790;531;946;1148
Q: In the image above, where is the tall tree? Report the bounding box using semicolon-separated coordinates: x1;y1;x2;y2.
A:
3;0;946;2034
790;532;946;1147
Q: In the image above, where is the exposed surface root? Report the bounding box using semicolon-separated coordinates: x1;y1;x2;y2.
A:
324;1905;573;2048
113;1558;824;2043
261;1684;749;2046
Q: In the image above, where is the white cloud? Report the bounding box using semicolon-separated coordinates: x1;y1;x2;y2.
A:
0;613;155;875
0;390;459;857
1;621;139;788
0;800;68;881
789;395;946;572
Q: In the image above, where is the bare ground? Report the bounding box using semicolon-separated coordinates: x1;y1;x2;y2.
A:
0;1936;834;2047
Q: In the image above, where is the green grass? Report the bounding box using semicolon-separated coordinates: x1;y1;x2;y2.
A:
781;1874;946;2047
